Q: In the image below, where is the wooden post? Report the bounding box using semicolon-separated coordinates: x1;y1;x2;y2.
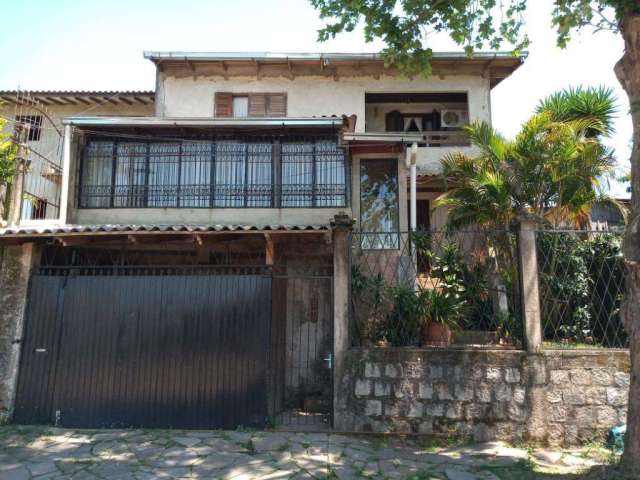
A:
518;219;542;353
7;124;29;226
264;233;275;266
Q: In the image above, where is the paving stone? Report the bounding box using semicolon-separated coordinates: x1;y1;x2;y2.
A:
445;467;478;480
171;436;201;448
26;461;58;477
0;467;30;480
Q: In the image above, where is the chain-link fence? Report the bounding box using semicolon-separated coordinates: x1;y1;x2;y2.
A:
536;230;627;349
350;229;522;348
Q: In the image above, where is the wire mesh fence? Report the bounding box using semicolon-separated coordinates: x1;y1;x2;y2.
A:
350;229;522;348
536;230;628;349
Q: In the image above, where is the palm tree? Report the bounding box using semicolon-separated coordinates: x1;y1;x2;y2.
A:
437;87;617;230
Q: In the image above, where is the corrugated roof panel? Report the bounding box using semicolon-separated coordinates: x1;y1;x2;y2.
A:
0;223;331;237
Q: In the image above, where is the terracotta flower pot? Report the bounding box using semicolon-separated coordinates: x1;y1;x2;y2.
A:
421;321;453;346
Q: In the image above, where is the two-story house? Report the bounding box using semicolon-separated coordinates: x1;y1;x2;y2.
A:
0;51;524;431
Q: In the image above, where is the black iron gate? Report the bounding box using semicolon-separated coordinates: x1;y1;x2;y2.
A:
14;267;271;429
269;273;334;429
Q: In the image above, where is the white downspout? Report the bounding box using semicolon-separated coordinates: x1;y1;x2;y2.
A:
59;124;72;225
406;142;418;231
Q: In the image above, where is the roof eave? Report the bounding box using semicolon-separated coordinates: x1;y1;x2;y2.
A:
62;116;345;128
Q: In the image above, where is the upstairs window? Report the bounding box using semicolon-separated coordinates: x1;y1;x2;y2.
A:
215;93;287;117
232;96;249;118
15;115;42;141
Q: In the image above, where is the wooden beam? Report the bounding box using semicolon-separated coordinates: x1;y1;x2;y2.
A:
119;96;134;106
264;233;275;266
55;236;92;247
73;96;92;106
44;96;66;106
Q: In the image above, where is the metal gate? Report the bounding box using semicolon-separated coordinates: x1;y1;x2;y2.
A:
14;267;271;429
269;273;334;429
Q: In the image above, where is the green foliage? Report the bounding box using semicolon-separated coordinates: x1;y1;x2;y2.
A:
350;264;389;343
311;1;640;77
537;231;626;346
352;235;518;346
417;287;463;330
536;86;617;137
0;116;17;186
385;284;423;346
437;87;617;230
310;0;529;77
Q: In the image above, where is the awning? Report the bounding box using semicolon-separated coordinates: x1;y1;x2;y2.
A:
0;223;332;245
62;116;345;128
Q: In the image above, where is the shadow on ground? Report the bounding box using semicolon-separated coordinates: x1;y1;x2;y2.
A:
0;425;621;479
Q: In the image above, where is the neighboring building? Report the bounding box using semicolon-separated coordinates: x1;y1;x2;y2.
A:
0;91;154;221
589;199;630;231
0;51;524;431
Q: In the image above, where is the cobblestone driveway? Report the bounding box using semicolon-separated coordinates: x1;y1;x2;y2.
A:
0;426;612;479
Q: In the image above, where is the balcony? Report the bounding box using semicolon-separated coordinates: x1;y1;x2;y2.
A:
78;137;349;210
364;92;471;147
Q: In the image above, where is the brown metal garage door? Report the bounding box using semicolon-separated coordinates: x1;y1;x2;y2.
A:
14;268;271;429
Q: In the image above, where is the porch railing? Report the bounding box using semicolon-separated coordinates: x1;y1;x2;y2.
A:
78;138;349;209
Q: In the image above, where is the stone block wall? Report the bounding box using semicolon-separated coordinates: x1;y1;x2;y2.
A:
335;348;629;446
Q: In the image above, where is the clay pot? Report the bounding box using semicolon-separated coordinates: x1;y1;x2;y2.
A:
421;321;453;346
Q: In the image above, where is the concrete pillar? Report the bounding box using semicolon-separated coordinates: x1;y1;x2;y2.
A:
518;219;542;353
331;213;352;430
0;243;40;418
59;124;72;224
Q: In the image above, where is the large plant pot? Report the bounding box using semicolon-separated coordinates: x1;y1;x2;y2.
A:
421;321;453;346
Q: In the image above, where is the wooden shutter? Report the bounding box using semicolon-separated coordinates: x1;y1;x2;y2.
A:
214;92;233;117
266;94;287;117
248;94;267;117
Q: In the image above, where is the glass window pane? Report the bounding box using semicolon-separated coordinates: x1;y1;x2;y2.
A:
148;143;179;208
181;142;212;207
315;141;345;207
80;141;113;208
232;97;249;118
214;142;246;207
281;142;313;207
246;143;272;207
360;159;399;249
114;143;146;207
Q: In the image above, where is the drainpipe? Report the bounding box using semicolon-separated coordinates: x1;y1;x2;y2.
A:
406;142;418;231
58;124;72;225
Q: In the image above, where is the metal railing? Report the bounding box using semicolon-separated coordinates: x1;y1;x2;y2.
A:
78;137;349;209
536;230;628;349
350;229;522;347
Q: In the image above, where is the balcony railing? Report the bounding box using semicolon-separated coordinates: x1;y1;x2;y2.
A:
78;138;349;209
422;130;470;147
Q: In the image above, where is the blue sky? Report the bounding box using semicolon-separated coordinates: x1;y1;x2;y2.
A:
0;0;631;196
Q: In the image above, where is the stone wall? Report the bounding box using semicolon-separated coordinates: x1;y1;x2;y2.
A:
335;348;630;446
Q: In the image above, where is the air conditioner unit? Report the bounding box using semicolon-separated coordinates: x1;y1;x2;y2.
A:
440;110;469;128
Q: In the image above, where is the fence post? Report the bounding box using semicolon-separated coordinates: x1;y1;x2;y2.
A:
518;219;542;353
331;213;353;430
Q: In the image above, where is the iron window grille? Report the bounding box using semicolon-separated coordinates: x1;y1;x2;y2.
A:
78;136;348;209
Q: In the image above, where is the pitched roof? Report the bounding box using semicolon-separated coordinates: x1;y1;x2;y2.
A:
0;90;154;107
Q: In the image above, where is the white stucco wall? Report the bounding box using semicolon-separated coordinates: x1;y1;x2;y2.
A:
158;74;492;133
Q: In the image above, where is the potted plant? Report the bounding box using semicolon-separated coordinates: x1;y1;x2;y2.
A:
418;288;462;346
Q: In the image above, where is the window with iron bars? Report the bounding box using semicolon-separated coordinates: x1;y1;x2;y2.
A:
78;137;348;209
